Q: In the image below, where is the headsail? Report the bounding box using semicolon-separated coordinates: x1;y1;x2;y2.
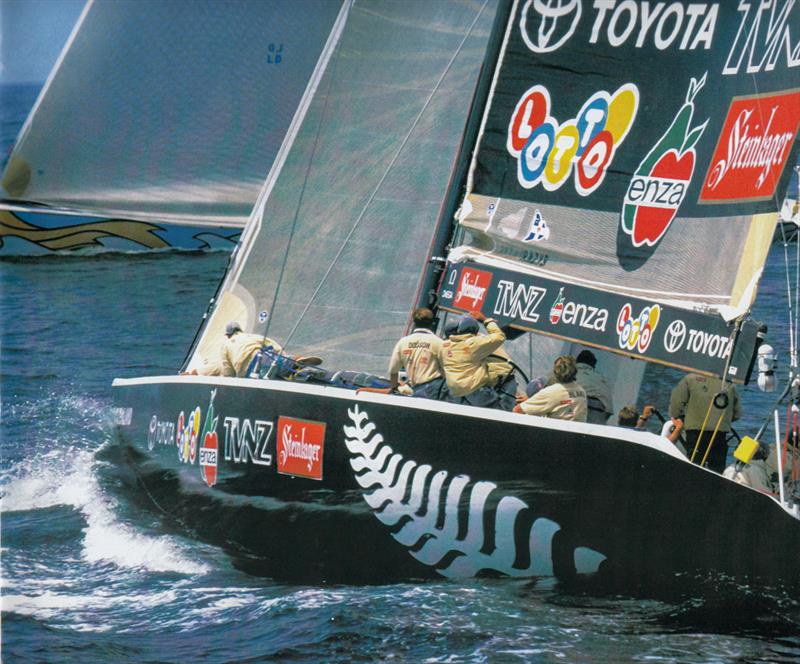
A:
441;0;800;381
188;0;500;375
1;0;344;226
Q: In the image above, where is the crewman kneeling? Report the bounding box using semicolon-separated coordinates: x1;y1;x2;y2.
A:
441;311;516;410
514;355;587;422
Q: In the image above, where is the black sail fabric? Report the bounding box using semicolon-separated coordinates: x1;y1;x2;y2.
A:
439;0;800;380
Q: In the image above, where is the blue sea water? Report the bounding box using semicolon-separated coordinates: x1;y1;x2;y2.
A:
2;89;800;664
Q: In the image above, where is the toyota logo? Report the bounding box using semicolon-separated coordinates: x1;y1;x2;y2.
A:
520;0;582;54
663;319;687;353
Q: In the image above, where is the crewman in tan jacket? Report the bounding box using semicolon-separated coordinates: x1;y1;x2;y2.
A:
360;308;446;399
514;355;588;422
441;310;516;409
195;321;283;377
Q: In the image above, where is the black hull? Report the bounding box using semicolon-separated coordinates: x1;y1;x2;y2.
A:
112;376;800;590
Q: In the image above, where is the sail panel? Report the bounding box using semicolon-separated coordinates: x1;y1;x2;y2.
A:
458;0;800;316
1;0;344;225
190;0;499;374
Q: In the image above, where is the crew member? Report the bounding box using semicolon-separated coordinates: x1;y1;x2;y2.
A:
575;350;613;424
192;321;283;377
669;373;740;473
441;310;516;409
514;355;587;421
360;307;446;399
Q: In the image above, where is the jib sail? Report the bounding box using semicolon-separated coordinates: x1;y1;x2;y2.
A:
187;0;501;375
1;0;344;226
441;0;800;381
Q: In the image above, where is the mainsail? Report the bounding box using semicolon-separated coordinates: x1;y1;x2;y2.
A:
1;0;344;226
440;0;800;381
189;0;501;375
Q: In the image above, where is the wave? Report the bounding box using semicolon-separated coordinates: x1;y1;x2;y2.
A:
1;393;211;576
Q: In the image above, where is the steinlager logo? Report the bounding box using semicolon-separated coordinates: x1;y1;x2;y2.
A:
621;74;708;247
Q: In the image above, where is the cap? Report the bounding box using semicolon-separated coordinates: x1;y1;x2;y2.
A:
576;349;597;367
456;316;480;335
225;321;243;337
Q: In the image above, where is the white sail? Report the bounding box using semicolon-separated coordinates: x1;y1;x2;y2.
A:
189;0;501;374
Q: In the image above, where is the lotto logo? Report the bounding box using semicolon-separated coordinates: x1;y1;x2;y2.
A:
507;84;638;196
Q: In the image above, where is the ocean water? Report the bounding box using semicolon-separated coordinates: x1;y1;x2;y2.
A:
2;91;800;663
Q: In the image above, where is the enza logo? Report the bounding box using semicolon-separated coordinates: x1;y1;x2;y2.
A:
621;74;708;247
700;90;800;202
454;268;493;310
519;0;582;53
277;417;325;480
508;83;638;196
617;303;661;354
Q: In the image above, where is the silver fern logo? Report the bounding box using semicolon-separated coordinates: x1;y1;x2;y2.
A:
344;405;606;579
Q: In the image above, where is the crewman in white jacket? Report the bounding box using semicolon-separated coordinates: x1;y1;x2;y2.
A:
195;321;283;377
514;355;588;422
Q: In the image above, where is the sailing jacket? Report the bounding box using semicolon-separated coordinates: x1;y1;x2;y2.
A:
576;362;613;423
669;373;740;432
388;328;443;386
441;319;508;397
200;333;283;377
518;381;588;422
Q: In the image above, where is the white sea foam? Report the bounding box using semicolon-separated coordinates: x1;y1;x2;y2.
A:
2;397;210;576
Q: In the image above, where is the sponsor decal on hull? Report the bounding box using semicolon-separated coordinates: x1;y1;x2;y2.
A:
199;390;220;487
508;83;639;196
343;405;606;578
277;416;325;480
176;407;202;464
700;90;800;202
621;74;708;247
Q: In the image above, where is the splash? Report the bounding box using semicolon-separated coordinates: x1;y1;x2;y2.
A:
2;395;210;576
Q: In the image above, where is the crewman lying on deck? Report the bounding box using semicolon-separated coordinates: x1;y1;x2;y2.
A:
190;321;284;378
359;307;447;399
514;355;587;422
442;311;517;410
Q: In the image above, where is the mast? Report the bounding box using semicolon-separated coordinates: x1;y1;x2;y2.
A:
413;0;514;317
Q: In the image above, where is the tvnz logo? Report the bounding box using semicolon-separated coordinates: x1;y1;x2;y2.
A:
621;73;708;248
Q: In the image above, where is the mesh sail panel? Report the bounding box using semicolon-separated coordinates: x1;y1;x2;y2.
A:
192;0;499;374
1;0;343;225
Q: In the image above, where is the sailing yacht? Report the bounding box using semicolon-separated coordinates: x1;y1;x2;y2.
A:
0;0;342;253
112;0;800;588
